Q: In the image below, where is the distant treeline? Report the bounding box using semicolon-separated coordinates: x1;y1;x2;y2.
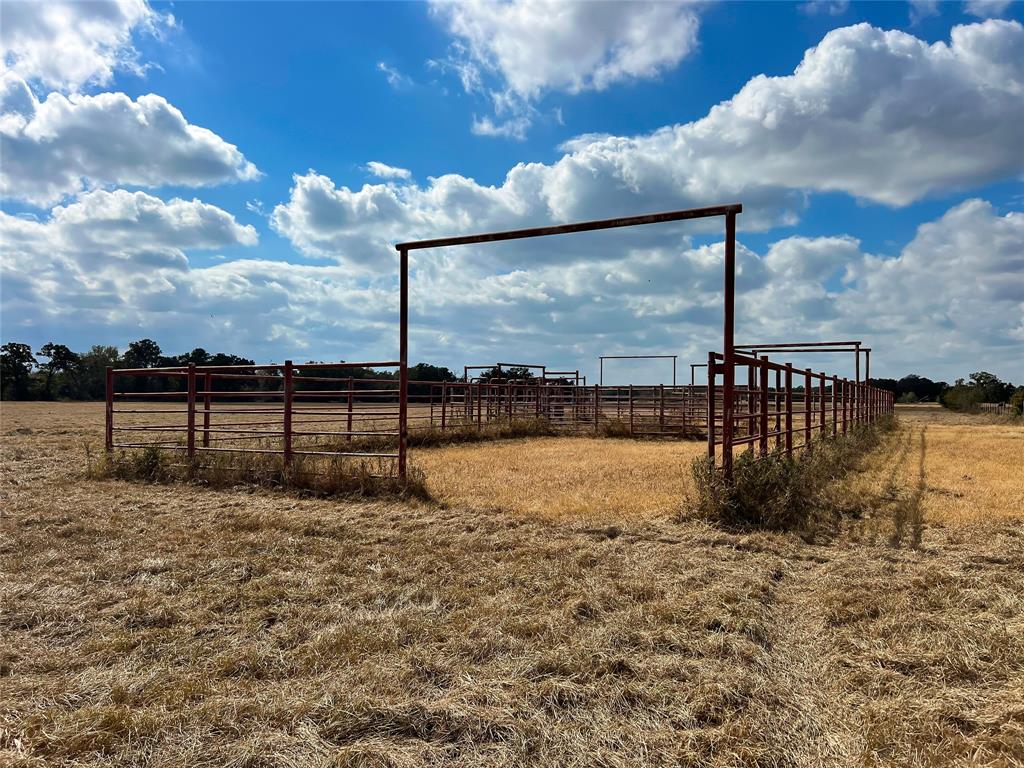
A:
0;339;457;401
1;339;1021;415
871;372;1022;414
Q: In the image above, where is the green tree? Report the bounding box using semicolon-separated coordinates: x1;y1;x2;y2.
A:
0;344;37;403
37;342;79;399
474;366;536;382
1;342;37;399
1011;387;1024;417
408;363;456;382
968;371;1013;403
72;345;121;400
123;339;163;369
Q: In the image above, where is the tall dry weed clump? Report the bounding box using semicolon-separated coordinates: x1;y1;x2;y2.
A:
691;415;896;530
89;445;430;500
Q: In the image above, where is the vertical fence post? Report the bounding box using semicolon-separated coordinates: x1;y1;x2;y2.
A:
476;383;482;431
842;379;848;433
804;368;812;448
202;372;212;448
747;364;756;443
784;365;793;456
345;377;353;441
105;367;114;451
706;356;716;460
659;384;665;431
283;360;293;469
758;359;769;457
832;376;838;436
629;384;635;437
819;374;826;437
774;368;782;450
398;246;409;480
680;384;687;436
594;385;600;432
186;363;196;459
722;210;737;478
441;381;447;431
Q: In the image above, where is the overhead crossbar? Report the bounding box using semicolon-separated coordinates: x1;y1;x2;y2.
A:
396;204;742;251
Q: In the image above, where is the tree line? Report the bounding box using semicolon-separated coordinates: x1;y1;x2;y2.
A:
2;338;1021;415
0;339;459;401
871;371;1022;414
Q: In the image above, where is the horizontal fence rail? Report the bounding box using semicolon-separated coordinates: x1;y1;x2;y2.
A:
413;381;706;437
105;361;404;477
706;351;894;473
105;364;714;480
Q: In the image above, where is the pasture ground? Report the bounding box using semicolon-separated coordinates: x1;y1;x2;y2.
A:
1;401;1022;767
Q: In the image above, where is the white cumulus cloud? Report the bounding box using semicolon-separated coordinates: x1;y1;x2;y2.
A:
5;192;1021;381
431;0;701;137
365;161;413;180
0;0;170;93
271;21;1024;269
0;75;261;206
964;0;1015;18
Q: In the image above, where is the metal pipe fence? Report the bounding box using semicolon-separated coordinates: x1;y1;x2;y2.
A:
105;367;713;479
705;350;894;470
413;381;707;437
105;360;404;475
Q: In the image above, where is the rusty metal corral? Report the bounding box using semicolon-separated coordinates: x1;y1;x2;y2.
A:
105;361;404;475
104;202;896;485
706;348;893;471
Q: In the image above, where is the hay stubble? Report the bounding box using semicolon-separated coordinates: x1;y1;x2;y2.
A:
1;401;1022;767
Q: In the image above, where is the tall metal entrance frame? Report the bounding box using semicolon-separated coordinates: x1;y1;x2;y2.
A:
396;203;742;478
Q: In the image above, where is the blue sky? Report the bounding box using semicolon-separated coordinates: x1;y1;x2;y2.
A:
2;0;1022;384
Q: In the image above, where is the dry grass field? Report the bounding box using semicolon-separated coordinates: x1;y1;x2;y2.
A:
2;401;1023;767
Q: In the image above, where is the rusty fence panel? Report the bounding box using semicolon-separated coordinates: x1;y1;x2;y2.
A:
106;360;403;477
409;380;709;438
705;351;894;472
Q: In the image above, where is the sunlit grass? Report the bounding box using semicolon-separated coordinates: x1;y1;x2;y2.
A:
414;436;705;524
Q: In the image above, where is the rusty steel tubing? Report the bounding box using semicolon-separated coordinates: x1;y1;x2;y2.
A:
283;361;293;468
819;375;826;436
722;211;737;477
397;204;742;251
759;360;770;457
105;367;114;451
186;364;196;459
203;372;212;448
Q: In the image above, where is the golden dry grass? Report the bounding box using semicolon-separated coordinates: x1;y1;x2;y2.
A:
415;437;703;524
837;405;1023;534
2;401;1023;767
